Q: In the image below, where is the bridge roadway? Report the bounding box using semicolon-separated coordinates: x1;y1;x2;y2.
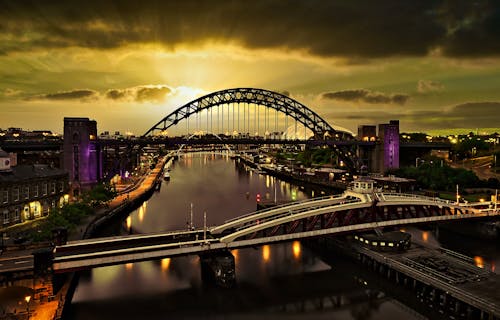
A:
0;137;452;151
52;191;499;273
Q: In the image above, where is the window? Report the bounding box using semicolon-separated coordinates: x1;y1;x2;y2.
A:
3;210;9;224
59;181;64;192
13;187;19;201
51;182;56;194
42;183;48;196
14;208;20;222
23;186;29;199
34;185;39;197
2;190;7;204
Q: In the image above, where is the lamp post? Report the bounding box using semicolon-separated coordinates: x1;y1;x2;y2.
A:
25;295;31;319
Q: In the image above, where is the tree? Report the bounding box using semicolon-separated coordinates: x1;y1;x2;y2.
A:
82;184;117;207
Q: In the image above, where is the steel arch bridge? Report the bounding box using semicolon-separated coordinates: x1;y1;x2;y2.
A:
143;88;351;139
143;87;359;171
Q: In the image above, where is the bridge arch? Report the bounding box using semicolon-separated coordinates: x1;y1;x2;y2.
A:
143;88;352;140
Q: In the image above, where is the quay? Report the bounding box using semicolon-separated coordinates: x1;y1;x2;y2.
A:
312;236;500;320
235;153;347;191
0;155;169;319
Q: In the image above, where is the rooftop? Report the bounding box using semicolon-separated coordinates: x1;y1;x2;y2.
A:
0;164;67;183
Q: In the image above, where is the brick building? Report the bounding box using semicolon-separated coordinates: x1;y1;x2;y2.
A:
63;117;102;197
0;148;69;227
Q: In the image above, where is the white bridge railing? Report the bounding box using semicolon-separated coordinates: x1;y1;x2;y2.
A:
379;193;453;204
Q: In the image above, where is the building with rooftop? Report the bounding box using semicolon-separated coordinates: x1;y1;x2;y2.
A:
0;148;69;227
63;117;102;197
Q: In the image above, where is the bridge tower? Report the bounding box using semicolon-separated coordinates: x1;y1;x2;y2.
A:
63;117;102;197
376;120;400;173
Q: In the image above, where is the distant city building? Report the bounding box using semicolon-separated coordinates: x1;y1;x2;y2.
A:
0;127;60;140
356;121;400;173
63;117;102;197
357;125;377;142
0;148;69;227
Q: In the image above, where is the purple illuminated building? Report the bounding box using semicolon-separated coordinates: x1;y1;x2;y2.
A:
378;120;400;172
63;117;102;197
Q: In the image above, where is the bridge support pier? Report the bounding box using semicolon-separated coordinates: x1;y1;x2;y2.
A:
199;250;235;288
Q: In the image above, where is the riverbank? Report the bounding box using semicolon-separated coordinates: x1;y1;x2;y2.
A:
236;154;347;192
52;155;169;319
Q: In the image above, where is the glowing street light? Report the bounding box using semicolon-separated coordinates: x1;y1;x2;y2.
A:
25;295;31;319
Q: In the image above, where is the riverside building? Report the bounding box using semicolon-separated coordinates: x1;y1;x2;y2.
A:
0;148;69;227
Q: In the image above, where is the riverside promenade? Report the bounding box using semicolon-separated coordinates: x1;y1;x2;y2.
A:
47;156;169;320
74;155;168;241
0;156;168;320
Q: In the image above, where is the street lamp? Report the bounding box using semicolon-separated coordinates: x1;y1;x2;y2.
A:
25;295;31;319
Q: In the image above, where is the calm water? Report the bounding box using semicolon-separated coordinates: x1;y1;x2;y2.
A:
67;153;499;319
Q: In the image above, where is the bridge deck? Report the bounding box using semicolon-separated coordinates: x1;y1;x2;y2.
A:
52;192;499;273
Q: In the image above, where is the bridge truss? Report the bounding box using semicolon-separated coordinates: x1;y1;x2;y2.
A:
52;193;498;273
143;87;359;172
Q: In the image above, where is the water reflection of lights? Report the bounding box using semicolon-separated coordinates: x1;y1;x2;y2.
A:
138;207;144;222
161;258;171;271
262;245;270;262
292;241;301;259
474;256;485;268
422;231;428;242
126;216;132;230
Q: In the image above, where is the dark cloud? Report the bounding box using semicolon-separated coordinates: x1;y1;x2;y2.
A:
331;101;500;130
439;1;500;57
136;86;171;102
106;89;127;100
451;102;500;116
0;0;498;58
29;89;98;101
322;89;409;105
26;85;171;103
106;86;171;103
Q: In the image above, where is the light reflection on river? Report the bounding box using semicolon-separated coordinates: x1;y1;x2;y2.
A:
68;153;452;319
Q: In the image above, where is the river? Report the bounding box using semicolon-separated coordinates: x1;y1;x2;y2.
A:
67;153;499;319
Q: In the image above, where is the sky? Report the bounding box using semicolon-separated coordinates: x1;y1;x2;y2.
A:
1;0;500;136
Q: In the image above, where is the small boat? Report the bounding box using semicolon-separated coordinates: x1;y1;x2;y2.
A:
163;170;171;180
